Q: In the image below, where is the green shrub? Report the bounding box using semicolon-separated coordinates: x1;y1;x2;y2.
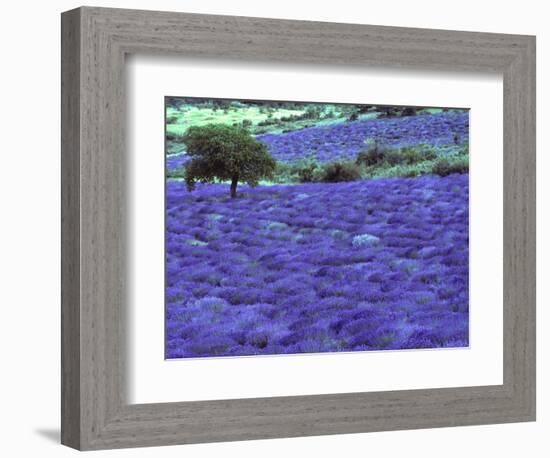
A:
366;162;430;179
258;119;275;127
399;145;437;164
304;105;321;120
378;106;398;118
378;106;418;118
293;160;322;183
356;139;388;166
166;133;182;142
274;159;362;184
457;143;469;156
357;143;437;168
320;161;362;182
357;149;381;166
271;162;293;183
401;107;417;117
432;157;469;176
403;169;420;178
271;160;322;184
383;149;403;166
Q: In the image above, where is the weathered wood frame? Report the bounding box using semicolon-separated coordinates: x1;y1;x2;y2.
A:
61;6;536;450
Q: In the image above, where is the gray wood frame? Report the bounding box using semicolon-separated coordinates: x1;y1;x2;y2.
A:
61;6;536;451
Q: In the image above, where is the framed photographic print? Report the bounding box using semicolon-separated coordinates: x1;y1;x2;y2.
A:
164;97;471;359
61;6;536;450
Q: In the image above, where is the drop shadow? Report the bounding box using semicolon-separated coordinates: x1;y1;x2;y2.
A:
35;428;60;443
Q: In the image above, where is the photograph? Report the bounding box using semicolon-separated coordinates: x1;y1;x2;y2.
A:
1;0;540;454
164;98;470;359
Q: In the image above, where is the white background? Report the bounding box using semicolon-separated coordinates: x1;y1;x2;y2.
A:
0;1;547;457
129;57;503;403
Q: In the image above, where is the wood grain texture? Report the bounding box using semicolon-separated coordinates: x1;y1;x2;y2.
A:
61;6;536;450
60;7;81;449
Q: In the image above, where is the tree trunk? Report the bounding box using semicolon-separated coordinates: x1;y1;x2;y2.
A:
230;176;238;198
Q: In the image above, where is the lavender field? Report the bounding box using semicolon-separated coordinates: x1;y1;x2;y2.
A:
257;111;469;163
166;110;469;170
165;99;469;359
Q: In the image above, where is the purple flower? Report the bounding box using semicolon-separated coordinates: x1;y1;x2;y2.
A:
165;171;469;358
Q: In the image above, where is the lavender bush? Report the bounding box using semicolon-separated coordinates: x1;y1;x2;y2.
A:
166;111;469;170
257;111;468;163
166;175;469;358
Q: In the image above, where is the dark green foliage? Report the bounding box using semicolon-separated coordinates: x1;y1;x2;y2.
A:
347;112;359;122
297;164;318;183
356;140;388;166
378;106;399;118
399;145;437;164
216;100;231;111
378;106;419;118
294;160;322;183
401;107;417;117
278;106;321;124
403;169;420;178
271;159;323;183
383;149;403;166
165;96;185;110
304;105;321;119
257;118;277;127
320;161;362;182
272;159;362;184
271;162;294;183
356;142;436;168
457;143;469;156
357;105;375;114
183;124;276;198
356;149;380;166
432;157;469;176
279;114;300;122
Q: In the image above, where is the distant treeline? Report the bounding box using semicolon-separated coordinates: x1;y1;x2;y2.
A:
166;96;456;118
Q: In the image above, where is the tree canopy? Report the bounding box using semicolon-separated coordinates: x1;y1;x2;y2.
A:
183;124;276;198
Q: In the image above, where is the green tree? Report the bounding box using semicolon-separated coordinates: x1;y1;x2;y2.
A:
183;124;276;198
